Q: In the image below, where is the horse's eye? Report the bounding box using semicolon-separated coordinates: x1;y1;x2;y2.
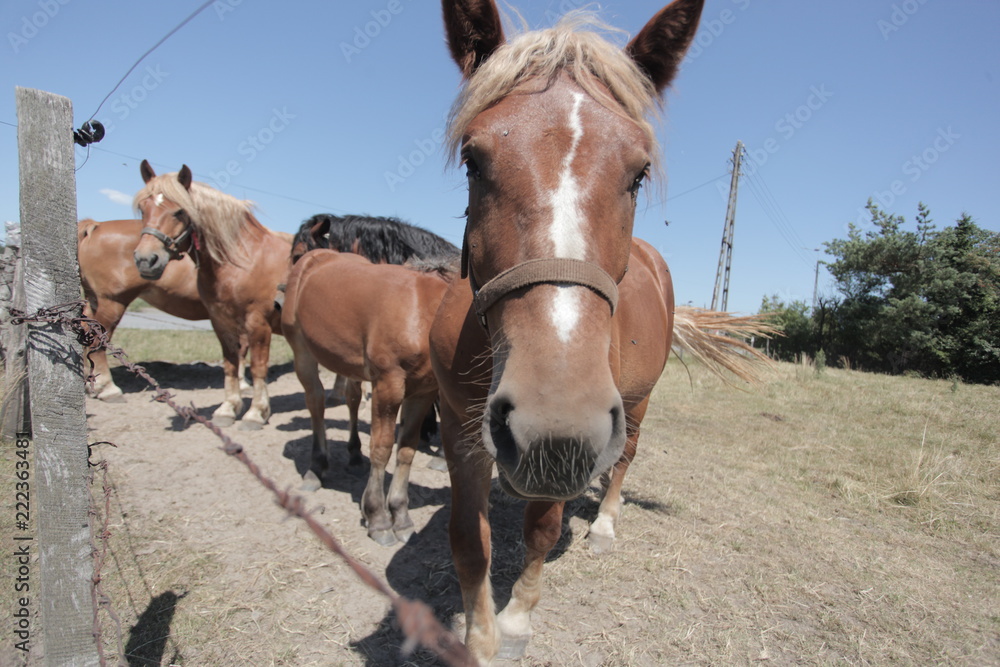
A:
629;164;650;199
629;165;650;193
462;151;481;182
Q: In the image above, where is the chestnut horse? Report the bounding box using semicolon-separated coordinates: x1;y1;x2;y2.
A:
132;161;291;428
78;218;208;401
427;1;768;662
281;249;454;545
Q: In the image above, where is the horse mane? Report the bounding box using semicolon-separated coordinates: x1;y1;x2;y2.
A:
447;12;661;171
133;174;263;266
293;214;459;265
404;255;460;281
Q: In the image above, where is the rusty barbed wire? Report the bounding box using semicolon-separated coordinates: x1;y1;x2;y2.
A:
9;301;476;666
88;456;128;667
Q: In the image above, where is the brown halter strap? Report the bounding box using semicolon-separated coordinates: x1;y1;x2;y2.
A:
140;225;192;256
462;231;622;329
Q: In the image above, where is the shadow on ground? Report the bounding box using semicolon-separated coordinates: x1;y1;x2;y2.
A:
125;590;185;667
349;482;578;666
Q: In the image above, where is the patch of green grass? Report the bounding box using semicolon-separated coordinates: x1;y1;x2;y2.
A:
108;330;294;367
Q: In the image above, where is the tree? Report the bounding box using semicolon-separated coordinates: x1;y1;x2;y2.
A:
758;295;813;361
820;201;999;383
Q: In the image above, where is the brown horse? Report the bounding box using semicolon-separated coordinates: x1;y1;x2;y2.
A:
427;1;768;662
132;161;291;428
78;218;208;401
281;249;453;546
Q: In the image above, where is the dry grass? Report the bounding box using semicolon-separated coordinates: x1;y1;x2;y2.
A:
546;358;1000;665
5;341;998;665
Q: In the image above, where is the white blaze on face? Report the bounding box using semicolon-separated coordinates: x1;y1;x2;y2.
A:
548;92;587;343
153;193;164;207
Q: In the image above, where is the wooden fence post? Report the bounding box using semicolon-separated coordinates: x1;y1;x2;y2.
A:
1;233;28;442
16;87;99;666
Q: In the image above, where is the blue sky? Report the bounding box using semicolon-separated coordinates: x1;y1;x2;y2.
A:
2;0;997;314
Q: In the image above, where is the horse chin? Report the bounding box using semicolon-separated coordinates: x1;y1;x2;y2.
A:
492;440;607;502
495;472;583;502
137;266;166;281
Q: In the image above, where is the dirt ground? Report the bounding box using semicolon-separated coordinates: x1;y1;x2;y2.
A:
83;362;637;666
70;360;999;666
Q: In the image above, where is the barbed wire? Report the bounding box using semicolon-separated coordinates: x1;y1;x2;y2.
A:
9;301;475;666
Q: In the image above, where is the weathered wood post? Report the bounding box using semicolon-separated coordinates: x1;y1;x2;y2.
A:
16;86;99;666
1;225;28;442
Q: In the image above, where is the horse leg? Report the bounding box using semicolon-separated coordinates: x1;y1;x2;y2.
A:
496;500;565;659
440;403;499;664
345;379;364;469
85;298;126;402
239;322;271;429
588;397;648;554
211;337;243;427
239;341;251;393
361;374;404;546
385;393;436;543
293;347;328;492
328;373;348;406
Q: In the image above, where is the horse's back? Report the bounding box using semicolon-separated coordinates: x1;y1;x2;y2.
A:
285;250;448;380
614;238;674;406
78;218;204;317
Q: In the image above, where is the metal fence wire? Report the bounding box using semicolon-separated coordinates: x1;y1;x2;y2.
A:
9;301;475;667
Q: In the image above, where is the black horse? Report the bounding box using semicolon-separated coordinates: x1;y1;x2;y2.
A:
291;213;458;265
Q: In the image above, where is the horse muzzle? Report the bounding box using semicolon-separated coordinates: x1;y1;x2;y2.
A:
133;250;169;281
482;389;626;501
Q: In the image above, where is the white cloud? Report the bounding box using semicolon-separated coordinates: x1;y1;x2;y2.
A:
100;188;133;207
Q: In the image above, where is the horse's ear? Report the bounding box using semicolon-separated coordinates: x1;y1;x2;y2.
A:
442;0;505;78
140;159;156;183
178;165;193;191
626;0;705;95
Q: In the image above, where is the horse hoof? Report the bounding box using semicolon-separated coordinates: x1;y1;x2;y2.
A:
237;418;264;431
393;524;415;544
587;531;616;555
368;528;398;547
98;390;126;404
427;455;449;473
212;414;235;428
301;471;322;492
497;635;530;660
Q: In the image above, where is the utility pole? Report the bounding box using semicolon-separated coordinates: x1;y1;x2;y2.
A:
711;141;743;311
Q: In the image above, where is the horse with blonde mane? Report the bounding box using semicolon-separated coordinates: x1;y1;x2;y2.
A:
429;1;770;662
78;218;207;401
132;161;291;428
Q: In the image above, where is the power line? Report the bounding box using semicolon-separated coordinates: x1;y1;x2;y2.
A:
85;0;217;123
741;173;813;268
744;164;809;249
665;172;729;202
89;146;348;216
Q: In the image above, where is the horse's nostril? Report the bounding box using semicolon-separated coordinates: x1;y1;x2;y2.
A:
489;396;518;469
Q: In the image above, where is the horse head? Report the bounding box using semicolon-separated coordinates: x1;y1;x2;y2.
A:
133;160;196;280
443;0;703;501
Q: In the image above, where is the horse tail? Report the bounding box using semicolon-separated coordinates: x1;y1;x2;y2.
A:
77;218;100;244
672;306;778;387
